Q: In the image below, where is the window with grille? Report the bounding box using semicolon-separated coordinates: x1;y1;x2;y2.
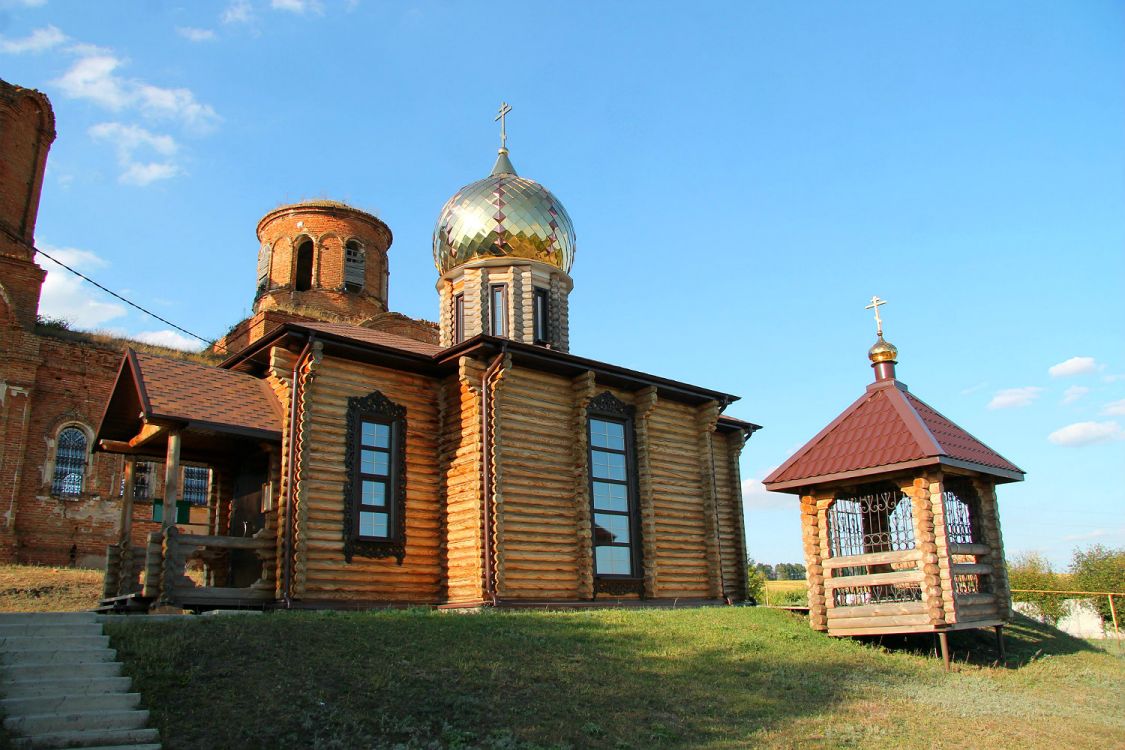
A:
489;284;507;337
943;477;983;545
827;484;915;557
183;466;211;506
344;389;406;563
587;392;640;579
51;427;87;497
453;293;465;343
533;287;550;344
344;239;365;292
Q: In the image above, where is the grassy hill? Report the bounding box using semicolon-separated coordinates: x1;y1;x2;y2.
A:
103;607;1122;750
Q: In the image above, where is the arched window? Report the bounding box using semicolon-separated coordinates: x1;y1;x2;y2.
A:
256;242;272;295
294;239;314;291
344;239;365;292
52;427;88;496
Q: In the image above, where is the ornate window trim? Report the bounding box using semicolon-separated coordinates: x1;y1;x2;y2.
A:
587;391;643;586
50;423;91;498
343;389;407;563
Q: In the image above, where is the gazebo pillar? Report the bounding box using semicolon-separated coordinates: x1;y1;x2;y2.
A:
118;457;136;543
162;430;182;530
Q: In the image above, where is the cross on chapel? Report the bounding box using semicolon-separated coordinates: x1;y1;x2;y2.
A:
865;295;888;337
495;102;512;150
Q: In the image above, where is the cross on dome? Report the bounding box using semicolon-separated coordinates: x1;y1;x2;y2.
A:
865;295;888;337
495;101;512;151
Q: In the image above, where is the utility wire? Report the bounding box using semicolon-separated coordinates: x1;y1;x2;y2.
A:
35;248;222;352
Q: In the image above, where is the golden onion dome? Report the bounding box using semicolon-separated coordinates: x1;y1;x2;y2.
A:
868;335;899;364
433;149;576;275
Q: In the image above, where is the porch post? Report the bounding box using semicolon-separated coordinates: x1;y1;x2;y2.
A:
162;431;182;531
119;457;136;544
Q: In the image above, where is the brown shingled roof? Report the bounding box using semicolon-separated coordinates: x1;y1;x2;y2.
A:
293;320;444;357
112;349;282;439
763;379;1023;492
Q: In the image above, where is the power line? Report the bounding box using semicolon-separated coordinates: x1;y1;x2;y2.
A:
35;248;222;352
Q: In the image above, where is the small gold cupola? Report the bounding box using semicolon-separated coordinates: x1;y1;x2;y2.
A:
865;295;898;381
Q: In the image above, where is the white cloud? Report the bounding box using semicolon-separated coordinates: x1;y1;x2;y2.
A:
0;25;67;54
1048;356;1097;378
53;52;220;133
987;386;1043;410
221;0;254;24
89;122;180;186
1103;399;1125;417
176;27;217;42
34;245;126;328
1047;421;1125;447
1062;386;1089;406
959;381;988;396
131;330;204;351
2;0;48;7
272;0;324;13
741;468;790;510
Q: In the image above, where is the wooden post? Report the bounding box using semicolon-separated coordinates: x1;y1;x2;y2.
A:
1109;594;1120;640
119;457;136;544
938;632;951;672
162;430;181;531
994;625;1005;659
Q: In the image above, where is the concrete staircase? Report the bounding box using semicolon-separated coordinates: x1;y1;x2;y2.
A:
0;612;160;749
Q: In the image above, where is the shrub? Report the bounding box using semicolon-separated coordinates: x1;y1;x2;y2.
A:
1070;545;1125;624
1008;551;1066;624
745;558;767;604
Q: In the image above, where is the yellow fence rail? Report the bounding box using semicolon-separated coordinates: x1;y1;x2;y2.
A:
1010;588;1121;640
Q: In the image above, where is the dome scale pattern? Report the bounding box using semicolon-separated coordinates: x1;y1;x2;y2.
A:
433;152;576;274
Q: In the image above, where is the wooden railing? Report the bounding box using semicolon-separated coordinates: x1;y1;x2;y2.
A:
141;526;275;608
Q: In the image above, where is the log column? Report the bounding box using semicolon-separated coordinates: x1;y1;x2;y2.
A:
571;371;596;599
696;401;723;600
928;474;957;624
161;431;182;531
910;475;946;626
816;494;835;625
974;477;1012;618
801;493;828;631
634;386;658;598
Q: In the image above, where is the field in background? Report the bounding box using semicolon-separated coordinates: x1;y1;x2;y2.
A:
765;578;808;606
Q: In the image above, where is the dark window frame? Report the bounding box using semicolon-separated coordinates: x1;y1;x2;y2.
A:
533;287;550;345
343;389;407;563
489;283;507;337
294;238;314;292
344;239;365;293
587;391;643;585
453;292;465;343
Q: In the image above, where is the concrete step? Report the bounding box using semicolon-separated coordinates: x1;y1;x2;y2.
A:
0;623;104;638
2;660;122;681
1;647;116;666
0;613;96;624
5;708;150;736
10;726;159;749
0;675;133;699
0;635;111;651
1;692;141;717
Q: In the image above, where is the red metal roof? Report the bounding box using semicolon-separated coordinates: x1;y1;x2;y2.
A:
764;379;1023;491
292;321;444;357
131;350;282;437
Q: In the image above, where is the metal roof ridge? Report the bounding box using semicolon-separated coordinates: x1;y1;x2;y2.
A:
885;383;944;458
763;388;875;486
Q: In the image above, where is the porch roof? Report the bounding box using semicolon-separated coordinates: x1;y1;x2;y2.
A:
96;348;283;454
763;378;1024;492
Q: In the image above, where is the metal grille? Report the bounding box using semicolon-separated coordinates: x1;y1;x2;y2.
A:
51;427;87;496
183;466;210;506
954;574;991;595
943;478;981;545
345;241;365;290
833;583;922;607
827;485;916;557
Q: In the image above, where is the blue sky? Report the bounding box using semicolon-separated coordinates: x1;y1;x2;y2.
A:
2;0;1121;569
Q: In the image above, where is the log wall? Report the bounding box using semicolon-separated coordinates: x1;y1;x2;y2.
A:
292;353;442;602
441;358;486;605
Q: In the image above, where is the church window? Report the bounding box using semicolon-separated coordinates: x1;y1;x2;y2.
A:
826;483;915;557
256;243;272;296
344;239;365;292
344;389;407;563
51;426;88;497
453;293;465;343
489;284;507;337
295;239;314;292
587;393;640;578
533;287;549;344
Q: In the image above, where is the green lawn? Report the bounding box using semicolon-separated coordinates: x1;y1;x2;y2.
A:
102;607;1123;750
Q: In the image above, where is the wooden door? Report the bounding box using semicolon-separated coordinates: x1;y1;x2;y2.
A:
228;459;267;588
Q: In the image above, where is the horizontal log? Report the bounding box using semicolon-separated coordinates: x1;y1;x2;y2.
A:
826;612;933;628
827;622;941;637
822;549;920;570
825;569;924;589
956;593;997;607
176;586;273;603
952;563;993;576
176;534;272;550
825;601;927;619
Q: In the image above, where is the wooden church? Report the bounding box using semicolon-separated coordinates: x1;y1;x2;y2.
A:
95;118;759;611
763;299;1023;664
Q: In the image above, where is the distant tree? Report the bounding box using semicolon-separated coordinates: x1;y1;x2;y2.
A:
755;563;776;581
1008;552;1065;624
1070;545;1125;623
775;563;806;581
745;558;767;604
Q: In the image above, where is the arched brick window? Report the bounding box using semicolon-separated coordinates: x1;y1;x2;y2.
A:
294;239;314;291
344;239;365;292
52;426;88;497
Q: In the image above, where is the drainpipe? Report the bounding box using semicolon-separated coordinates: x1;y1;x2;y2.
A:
282;335;315;608
479;342;508;606
708;398;730;605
